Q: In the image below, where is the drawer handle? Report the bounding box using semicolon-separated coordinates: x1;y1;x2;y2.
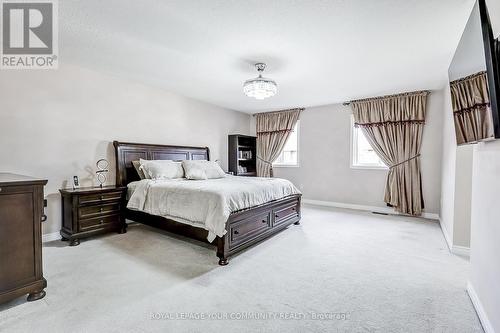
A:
275;214;279;218
234;230;239;235
262;219;267;223
100;207;104;212
100;195;104;200
100;219;104;224
292;207;296;211
0;187;2;192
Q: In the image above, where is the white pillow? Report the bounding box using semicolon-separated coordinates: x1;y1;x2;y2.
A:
139;159;184;180
182;160;225;180
204;161;226;179
184;166;207;180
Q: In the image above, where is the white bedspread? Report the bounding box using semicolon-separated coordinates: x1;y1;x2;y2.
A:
127;175;301;242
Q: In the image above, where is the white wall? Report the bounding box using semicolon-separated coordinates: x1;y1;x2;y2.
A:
448;1;486;82
486;0;500;37
273;103;388;209
251;91;444;215
469;141;500;332
439;83;458;243
453;145;473;247
0;64;251;236
439;79;474;249
467;3;500;332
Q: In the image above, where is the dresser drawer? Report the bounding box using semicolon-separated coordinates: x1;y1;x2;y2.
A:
78;203;121;219
78;191;123;206
273;203;299;226
229;212;272;247
80;214;121;231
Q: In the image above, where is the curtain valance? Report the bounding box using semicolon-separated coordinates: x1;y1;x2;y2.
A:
450;71;493;144
450;71;490;113
352;91;429;126
256;108;303;134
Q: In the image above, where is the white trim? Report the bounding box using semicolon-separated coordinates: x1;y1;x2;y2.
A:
42;231;61;243
438;218;471;257
451;245;470;257
273;120;300;167
467;281;496;333
302;198;439;220
350;165;388;171
350;115;387;170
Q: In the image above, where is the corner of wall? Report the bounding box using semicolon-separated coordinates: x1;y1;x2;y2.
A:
439;81;457;248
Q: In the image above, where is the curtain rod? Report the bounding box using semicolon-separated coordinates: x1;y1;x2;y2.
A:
252;108;305;117
342;90;431;106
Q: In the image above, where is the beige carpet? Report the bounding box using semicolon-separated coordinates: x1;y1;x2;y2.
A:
0;205;482;332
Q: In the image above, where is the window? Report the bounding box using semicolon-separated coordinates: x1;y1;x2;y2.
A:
351;116;387;169
273;121;299;167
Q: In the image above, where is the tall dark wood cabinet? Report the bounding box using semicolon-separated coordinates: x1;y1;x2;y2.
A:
228;134;257;176
0;173;47;303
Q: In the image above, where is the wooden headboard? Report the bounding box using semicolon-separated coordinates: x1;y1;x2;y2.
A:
113;141;210;186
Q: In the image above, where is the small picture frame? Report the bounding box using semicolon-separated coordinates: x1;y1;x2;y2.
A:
72;176;80;189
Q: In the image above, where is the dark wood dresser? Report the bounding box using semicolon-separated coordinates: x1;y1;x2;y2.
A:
0;173;47;303
60;186;127;246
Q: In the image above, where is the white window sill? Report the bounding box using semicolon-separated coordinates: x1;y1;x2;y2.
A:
273;164;300;168
350;165;388;170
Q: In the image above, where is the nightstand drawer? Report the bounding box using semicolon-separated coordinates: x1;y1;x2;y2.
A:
78;203;121;219
78;192;123;206
80;214;121;231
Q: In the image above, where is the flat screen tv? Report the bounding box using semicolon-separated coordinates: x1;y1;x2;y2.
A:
448;0;500;145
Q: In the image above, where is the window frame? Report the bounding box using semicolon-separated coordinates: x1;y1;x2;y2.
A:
350;116;388;170
273;120;300;168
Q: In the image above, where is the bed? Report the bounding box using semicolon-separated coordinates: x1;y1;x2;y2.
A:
114;141;302;265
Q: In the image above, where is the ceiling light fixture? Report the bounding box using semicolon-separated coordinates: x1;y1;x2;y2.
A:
243;63;277;100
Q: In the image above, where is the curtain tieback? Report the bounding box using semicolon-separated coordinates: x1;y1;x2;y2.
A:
257;156;273;165
390;154;421;169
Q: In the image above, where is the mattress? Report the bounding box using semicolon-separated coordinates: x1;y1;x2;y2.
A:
126;175;301;241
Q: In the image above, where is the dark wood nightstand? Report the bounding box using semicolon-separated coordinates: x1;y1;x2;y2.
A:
59;186;127;246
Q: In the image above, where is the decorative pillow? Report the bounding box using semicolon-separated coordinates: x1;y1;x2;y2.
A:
139;159;184;179
132;160;148;179
203;161;226;179
182;160;225;180
184;166;208;180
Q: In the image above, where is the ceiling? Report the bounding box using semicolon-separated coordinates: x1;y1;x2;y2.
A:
61;0;475;113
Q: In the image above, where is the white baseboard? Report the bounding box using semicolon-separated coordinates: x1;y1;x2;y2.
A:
438;219;471;258
451;245;470;257
467;282;496;333
302;198;439;220
42;231;61;243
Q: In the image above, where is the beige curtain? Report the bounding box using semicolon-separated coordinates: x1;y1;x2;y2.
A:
450;71;493;145
351;91;429;216
256;108;302;177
